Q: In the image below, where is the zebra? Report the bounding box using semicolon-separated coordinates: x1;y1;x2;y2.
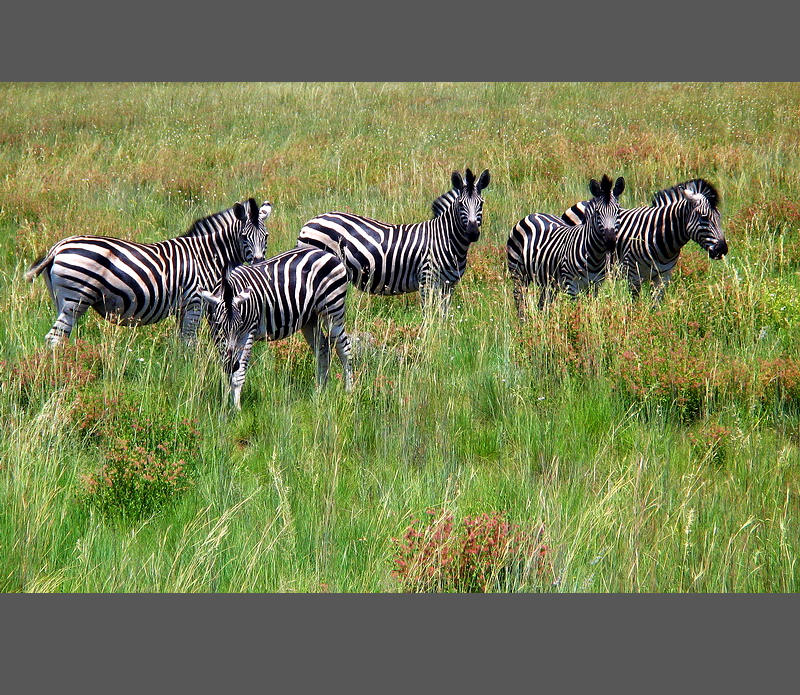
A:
24;198;272;345
200;247;352;410
560;178;727;302
297;168;490;313
507;175;625;316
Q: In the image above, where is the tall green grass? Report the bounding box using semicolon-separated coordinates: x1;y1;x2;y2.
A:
1;82;799;592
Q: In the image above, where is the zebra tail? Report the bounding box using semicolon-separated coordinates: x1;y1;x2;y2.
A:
24;250;54;282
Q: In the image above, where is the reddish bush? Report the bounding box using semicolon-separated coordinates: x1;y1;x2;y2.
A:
759;357;800;405
1;340;102;394
688;423;733;466
73;392;203;520
391;509;552;592
82;435;194;520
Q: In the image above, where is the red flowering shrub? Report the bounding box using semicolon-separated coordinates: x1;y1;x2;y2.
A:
82;435;195;520
0;340;102;398
688;423;733;466
391;509;552;593
617;339;711;419
73;392;203;520
759;357;800;406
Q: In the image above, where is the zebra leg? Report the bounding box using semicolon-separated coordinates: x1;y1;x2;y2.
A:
512;275;529;321
622;260;643;301
330;323;353;392
651;273;671;307
178;298;203;345
420;282;446;316
538;285;557;310
301;318;331;389
229;332;255;411
440;286;453;318
45;299;92;346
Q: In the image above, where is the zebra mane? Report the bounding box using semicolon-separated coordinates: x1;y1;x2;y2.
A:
179;202;243;238
431;188;459;217
464;168;476;195
598;174;614;203
651;179;720;209
221;264;235;313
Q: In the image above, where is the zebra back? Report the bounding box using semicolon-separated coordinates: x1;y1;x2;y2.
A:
203;247;349;344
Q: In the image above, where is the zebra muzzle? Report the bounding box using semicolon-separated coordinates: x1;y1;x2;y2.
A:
708;240;728;259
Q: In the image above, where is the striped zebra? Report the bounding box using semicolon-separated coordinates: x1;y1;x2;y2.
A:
24;198;271;345
507;175;625;316
200;247;352;410
560;178;727;302
297;168;490;313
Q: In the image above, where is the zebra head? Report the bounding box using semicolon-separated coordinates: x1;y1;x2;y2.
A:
451;168;490;243
681;182;727;260
200;270;253;377
233;198;271;263
586;175;625;252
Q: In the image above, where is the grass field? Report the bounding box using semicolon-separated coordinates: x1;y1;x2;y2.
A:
1;82;799;592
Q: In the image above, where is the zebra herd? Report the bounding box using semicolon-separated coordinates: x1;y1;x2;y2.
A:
25;168;728;409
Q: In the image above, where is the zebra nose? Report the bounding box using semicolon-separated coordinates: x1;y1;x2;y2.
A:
709;239;728;259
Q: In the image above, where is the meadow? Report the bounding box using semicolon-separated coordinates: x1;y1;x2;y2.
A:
1;82;799;592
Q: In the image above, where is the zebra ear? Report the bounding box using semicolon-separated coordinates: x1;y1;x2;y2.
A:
451;171;464;192
682;188;703;205
232;289;251;310
247;198;260;222
233;203;247;221
589;179;602;197
477;169;490;192
200;290;221;308
259;201;272;223
613;177;625;198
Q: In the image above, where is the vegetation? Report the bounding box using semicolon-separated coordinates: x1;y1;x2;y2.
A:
1;82;799;591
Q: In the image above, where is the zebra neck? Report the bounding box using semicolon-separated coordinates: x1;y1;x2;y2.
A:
583;222;609;267
435;205;471;255
658;201;693;258
177;227;246;279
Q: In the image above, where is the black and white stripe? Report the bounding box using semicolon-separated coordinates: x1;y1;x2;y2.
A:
24;199;271;345
560;179;727;301
431;187;459;218
507;175;625;315
201;247;352;409
297;168;490;313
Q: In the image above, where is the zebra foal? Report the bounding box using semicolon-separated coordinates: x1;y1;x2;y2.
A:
561;178;728;302
507;175;625;316
201;247;352;410
25;198;271;345
297;168;490;314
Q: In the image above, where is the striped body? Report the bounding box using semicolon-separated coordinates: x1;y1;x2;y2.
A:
25;200;271;344
297;168;489;313
201;247;352;409
507;175;624;315
561;179;727;301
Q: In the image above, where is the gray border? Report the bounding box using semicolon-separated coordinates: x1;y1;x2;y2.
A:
1;595;796;688
1;1;797;688
2;4;797;79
